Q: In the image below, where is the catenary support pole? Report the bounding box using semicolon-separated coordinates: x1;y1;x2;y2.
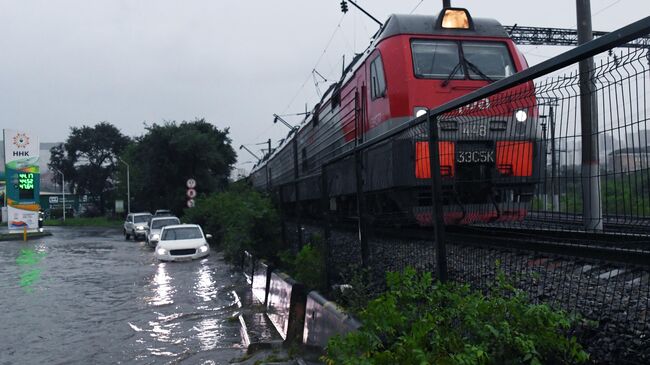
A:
292;138;303;249
279;185;287;248
354;92;369;268
321;166;331;288
428;113;448;282
576;0;603;231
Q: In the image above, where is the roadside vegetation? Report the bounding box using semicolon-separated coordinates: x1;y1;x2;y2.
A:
324;268;589;365
119;119;236;215
44;217;122;227
183;182;282;264
48;119;235;217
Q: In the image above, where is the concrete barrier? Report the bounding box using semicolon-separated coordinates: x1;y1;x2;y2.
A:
242;250;254;285
302;291;361;348
266;271;307;343
252;260;272;305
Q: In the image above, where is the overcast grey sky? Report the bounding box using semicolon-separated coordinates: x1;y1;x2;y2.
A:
1;0;648;171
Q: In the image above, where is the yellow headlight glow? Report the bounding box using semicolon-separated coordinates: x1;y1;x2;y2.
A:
441;9;470;29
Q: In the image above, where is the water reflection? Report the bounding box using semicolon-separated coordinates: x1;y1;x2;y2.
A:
16;247;47;292
149;263;174;306
195;318;222;351
195;261;217;302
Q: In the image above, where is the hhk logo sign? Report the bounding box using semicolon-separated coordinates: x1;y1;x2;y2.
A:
13;133;30;148
12;133;31;157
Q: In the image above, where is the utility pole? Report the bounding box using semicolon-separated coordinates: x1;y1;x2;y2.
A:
576;0;603;231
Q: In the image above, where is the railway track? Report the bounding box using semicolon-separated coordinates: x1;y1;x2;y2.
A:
298;217;650;267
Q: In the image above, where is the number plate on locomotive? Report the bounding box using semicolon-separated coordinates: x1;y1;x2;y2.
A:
456;149;495;164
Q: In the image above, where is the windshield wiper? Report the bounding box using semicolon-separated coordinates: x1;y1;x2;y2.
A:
465;59;495;83
441;61;463;87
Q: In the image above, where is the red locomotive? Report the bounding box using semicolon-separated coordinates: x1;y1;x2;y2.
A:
250;8;542;226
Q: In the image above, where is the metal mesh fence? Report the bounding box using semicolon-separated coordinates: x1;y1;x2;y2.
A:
262;20;650;364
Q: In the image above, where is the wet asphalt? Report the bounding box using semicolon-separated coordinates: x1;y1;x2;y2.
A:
0;226;247;365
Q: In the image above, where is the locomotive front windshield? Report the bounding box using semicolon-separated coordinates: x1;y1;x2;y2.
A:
412;40;515;80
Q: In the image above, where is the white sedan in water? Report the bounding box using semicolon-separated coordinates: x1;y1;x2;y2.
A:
153;224;211;262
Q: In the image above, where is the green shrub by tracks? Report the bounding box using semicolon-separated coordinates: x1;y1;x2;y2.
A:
324;267;589;365
183;184;281;264
280;240;327;292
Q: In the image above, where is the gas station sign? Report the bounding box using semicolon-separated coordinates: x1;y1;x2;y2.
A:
3;129;40;232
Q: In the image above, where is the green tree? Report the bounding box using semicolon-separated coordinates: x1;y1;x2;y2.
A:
121;119;236;215
49;122;130;215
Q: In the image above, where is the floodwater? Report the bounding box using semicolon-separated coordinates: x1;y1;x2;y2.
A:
0;227;247;364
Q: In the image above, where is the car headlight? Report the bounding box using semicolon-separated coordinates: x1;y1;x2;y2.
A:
156;248;167;255
136;225;146;230
151;234;160;241
515;109;528;122
199;245;209;253
414;107;428;118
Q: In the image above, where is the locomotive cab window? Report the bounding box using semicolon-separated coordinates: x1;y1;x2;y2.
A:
411;40;514;80
462;42;515;79
412;40;463;79
370;55;387;100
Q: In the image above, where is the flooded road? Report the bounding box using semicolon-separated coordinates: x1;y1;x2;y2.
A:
0;227;247;364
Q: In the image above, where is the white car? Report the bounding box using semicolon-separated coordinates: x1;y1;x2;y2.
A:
146;216;181;248
124;212;152;241
154;224;211;261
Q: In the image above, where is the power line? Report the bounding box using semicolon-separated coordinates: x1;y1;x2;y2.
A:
280;13;347;115
410;0;425;14
593;0;623;16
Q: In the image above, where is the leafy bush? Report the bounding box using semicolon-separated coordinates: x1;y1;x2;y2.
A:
330;266;377;316
324;268;588;365
183;184;281;264
278;232;327;291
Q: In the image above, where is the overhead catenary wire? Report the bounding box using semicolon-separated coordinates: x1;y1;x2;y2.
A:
410;0;425;14
279;13;347;116
523;0;626;57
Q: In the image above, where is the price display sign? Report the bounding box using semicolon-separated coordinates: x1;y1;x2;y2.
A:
18;173;35;200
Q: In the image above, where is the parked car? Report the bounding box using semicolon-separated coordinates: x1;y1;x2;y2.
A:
154;224;211;262
123;212;152;241
154;209;173;217
146;216;181;247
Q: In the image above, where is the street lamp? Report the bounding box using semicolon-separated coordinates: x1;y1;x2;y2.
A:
118;158;130;214
52;169;66;221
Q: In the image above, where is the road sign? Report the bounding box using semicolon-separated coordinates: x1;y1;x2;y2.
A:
115;200;125;213
186;199;195;208
186;188;197;198
186;179;196;189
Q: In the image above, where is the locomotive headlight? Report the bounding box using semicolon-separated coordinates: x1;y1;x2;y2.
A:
515;109;528;123
414;107;428;118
